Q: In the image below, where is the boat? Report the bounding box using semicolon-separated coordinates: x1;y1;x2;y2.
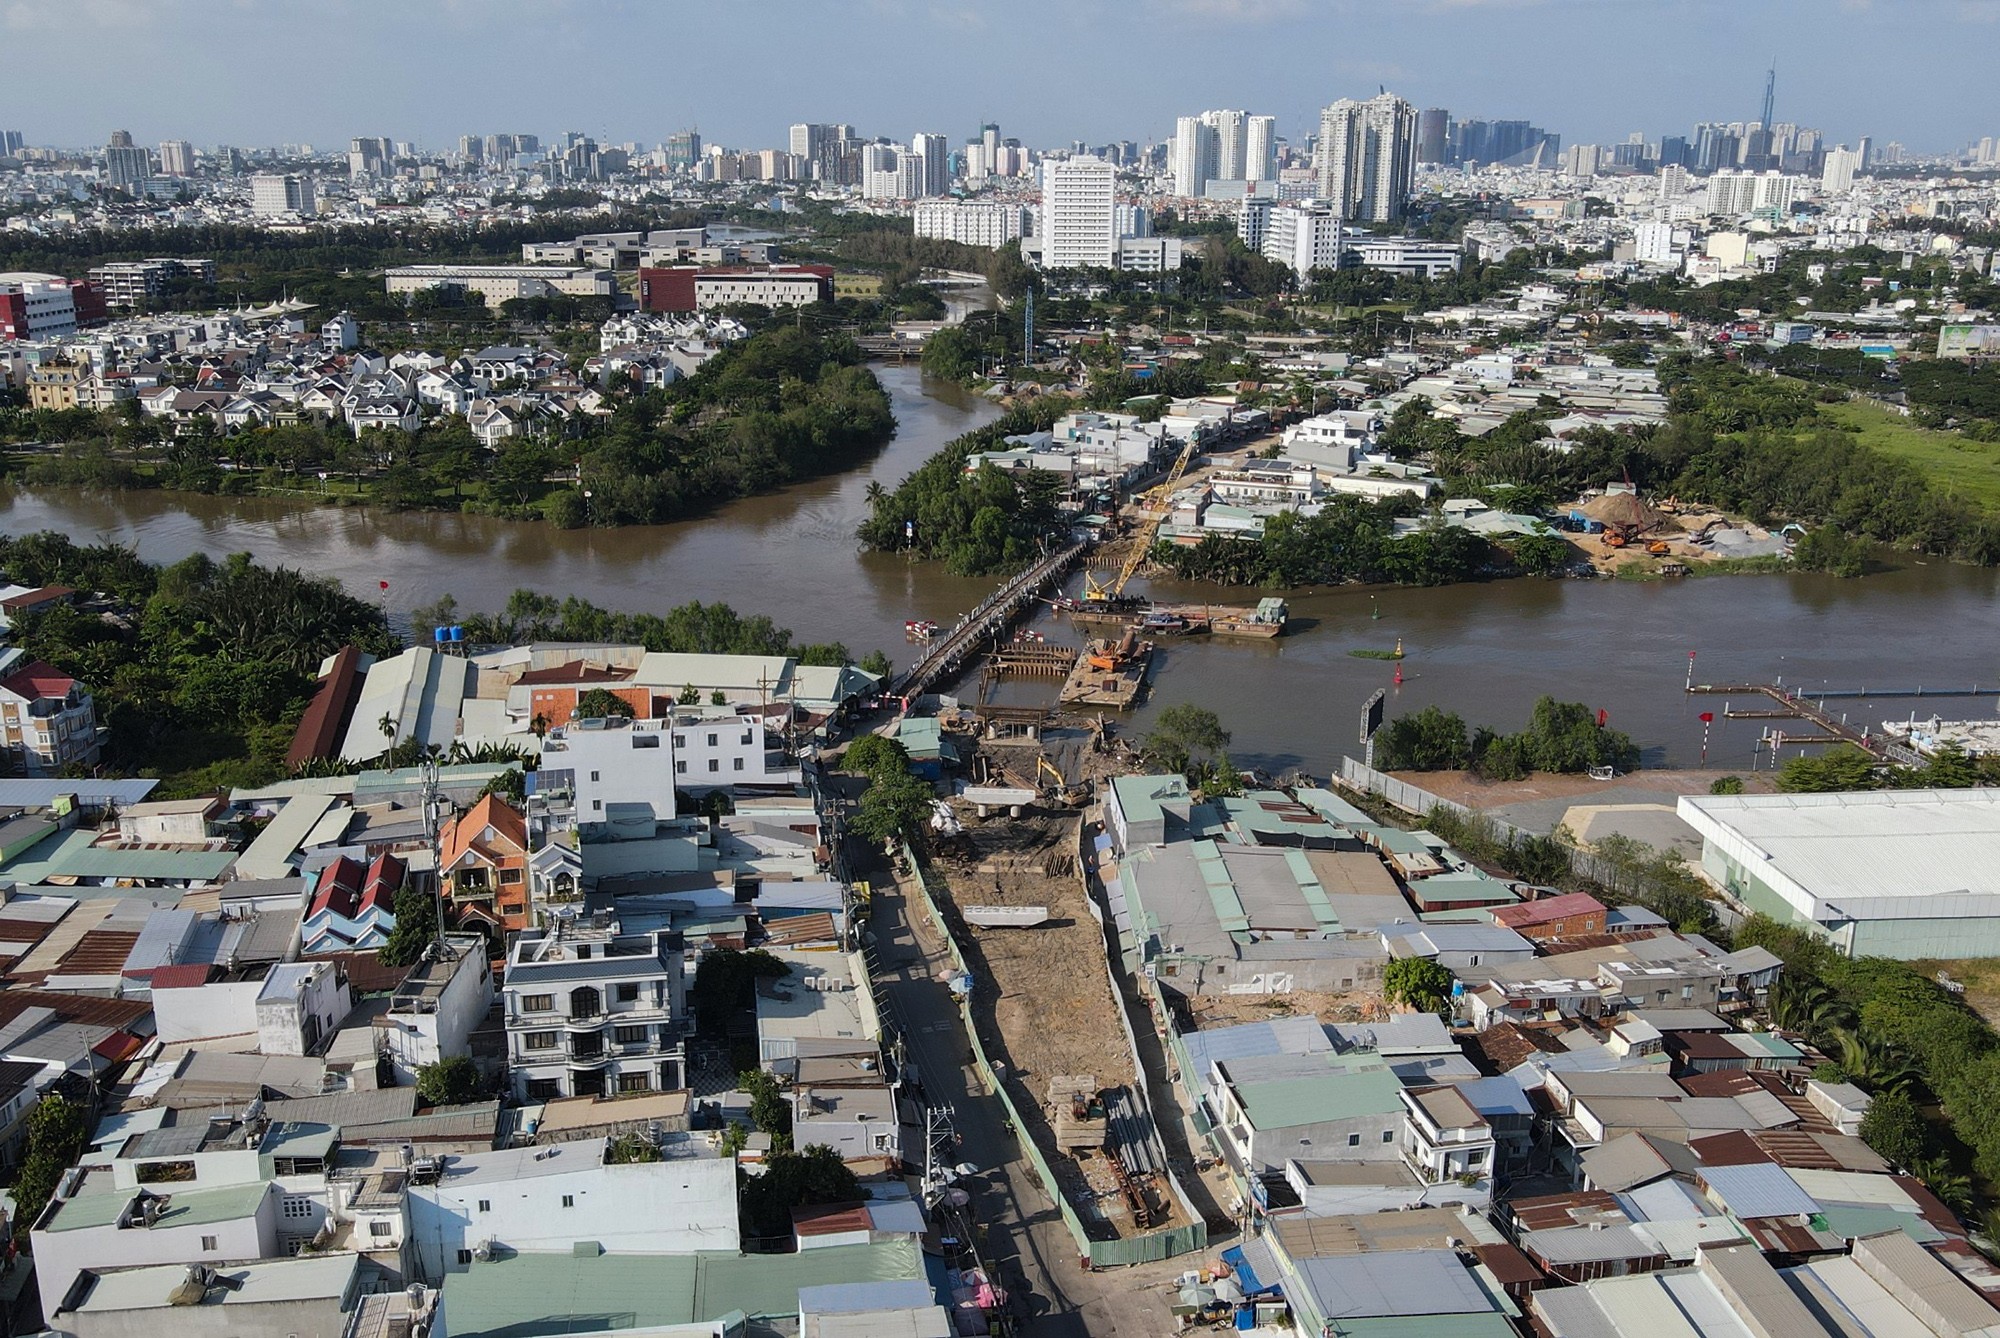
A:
1011;628;1046;644
905;619;940;641
1141;611;1192;634
1211;597;1289;640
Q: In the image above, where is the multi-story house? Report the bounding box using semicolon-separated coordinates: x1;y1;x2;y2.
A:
440;794;530;933
0;658;100;775
503;914;686;1101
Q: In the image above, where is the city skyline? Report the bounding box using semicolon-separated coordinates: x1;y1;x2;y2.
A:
4;0;1998;156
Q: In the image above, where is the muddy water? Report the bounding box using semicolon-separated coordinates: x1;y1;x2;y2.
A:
4;366;1994;776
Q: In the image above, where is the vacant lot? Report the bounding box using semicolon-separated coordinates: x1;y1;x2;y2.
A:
1817;400;2000;511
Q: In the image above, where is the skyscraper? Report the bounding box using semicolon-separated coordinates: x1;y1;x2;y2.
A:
103;131;150;192
1171;116;1215;197
1316;93;1418;223
1041;157;1117;269
1821;145;1862;195
1245;116;1278;183
1205;109;1246;181
158;140;194;176
665;130;702;175
911;132;949;196
0;131;23;157
1416;108;1450;165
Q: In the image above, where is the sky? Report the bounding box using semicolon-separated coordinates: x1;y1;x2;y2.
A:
5;0;1998;156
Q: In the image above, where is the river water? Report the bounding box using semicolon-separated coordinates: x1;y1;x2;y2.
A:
3;366;1992;777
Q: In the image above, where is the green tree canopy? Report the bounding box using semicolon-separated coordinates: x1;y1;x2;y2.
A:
575;687;636;720
416;1056;484;1107
1383;957;1457;1015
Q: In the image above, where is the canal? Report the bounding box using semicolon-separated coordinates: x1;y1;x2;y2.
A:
2;365;1992;777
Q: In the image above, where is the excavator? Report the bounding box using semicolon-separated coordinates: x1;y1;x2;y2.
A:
1037;756;1086;806
1082;436;1201;604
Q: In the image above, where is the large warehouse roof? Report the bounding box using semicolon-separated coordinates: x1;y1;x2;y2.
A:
1678;789;2000;919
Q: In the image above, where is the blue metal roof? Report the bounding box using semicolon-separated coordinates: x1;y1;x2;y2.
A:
1700;1162;1821;1220
0;779;157;808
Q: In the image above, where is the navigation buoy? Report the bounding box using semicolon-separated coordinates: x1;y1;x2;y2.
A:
1393;663;1403;686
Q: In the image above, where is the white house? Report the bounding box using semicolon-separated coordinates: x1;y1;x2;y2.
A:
503;915;686;1101
378;935;495;1085
33;1175;282;1320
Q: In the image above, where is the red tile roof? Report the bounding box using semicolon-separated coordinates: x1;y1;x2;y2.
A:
0;586;76;614
147;963;215;990
0;659;78;702
1492;892;1606;929
286;645;368;769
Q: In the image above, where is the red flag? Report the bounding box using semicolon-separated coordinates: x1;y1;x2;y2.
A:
1596;709;1608;727
379;580;390;591
1699;712;1714;723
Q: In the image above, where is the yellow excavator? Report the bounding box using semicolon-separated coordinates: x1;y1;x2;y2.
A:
1037;756;1086;806
1083;436;1200;603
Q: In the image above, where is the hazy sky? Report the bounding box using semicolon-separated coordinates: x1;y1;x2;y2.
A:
6;0;1997;155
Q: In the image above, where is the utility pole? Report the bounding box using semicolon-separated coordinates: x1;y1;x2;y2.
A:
421;752;447;957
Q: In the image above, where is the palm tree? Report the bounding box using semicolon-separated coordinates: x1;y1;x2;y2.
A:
1767;977;1852;1040
1830;1026;1921;1099
1914;1155;1974;1217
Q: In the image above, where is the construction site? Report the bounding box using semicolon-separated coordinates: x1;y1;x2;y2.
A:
924;722;1190;1245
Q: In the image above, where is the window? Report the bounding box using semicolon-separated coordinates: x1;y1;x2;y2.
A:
673;734;684;747
201;1235;219;1251
370;1220;393;1238
1382;1129;1396;1143
523;994;554;1013
1347;1133;1361;1148
740;731;753;745
707;733;717;746
733;758;745;771
676;760;687;774
593;799;602;811
617;1073;651;1093
561;1194;575;1208
707;759;719;773
589;770;600;782
457;1249;473;1266
615;1024;649;1045
1466;954;1482;967
524;1031;558;1052
616;983;639;1003
283;1196;316;1219
477;1199;491;1213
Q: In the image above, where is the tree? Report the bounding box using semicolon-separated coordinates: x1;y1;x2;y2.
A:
1375;707;1470;771
1777;744;1879;793
416;1056;483;1107
739;1143;861;1243
1383;957;1456;1016
606;1132;665;1164
740;1068;793;1142
13;1093;88;1247
843;734;910;778
678;683;701;705
689;947;789;1037
1144;703;1232;780
851;767;935;846
479;767;527;804
859;649;892;679
1858;1089;1931;1171
575;687;635;720
378;883;438;967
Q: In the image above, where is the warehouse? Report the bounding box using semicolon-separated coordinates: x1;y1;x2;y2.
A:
1677;789;2000;958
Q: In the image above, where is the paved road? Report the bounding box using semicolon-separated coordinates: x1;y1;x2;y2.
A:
867;868;1185;1337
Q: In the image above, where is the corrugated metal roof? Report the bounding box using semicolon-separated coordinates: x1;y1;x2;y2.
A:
0;779;157;808
1699;1162;1821;1219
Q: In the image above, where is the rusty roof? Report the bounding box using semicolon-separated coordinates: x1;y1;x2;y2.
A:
1509;1190;1629;1233
52;929;140;976
287;645;370;769
0;988;151;1030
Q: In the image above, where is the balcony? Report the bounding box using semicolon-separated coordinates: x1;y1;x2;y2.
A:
563;1013;609;1033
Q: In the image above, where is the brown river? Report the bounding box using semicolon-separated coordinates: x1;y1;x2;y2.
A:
3;365;1993;777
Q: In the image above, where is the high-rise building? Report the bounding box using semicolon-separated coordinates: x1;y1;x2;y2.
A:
1171;116;1215;197
1316;93;1417;223
1658;164;1691;202
1416;108;1450;165
1821;145;1862;195
1245;116;1278;183
911;132;949;196
348;136;391;180
914;199;1026;247
250;172;315;217
0;131;23;157
1259;203;1343;278
103;131;150;192
458;134;483;163
1040;157;1117;269
665;130;701;174
157;140;194;176
1205;109;1246;181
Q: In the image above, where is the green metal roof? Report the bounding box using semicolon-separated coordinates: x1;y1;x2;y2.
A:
437;1239;925;1335
44;1180;270;1233
1233;1064;1406;1131
1322;1315;1520;1338
1817;1206;1943;1244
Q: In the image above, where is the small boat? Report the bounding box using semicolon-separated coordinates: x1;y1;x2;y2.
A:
1141;611;1191;633
905;619;940;641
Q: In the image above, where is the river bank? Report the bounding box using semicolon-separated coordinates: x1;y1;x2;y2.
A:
3;365;1993;781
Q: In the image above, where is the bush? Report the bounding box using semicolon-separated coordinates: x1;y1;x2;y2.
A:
416;1056;483;1107
1709;775;1745;795
1376;707;1469;771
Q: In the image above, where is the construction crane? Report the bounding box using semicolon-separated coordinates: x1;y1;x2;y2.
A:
1082;436;1199;603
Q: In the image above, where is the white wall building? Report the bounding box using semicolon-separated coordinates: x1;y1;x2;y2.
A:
913;199;1025;248
503;915;686;1101
1261;204;1343;278
1822;145;1862;195
1317;93;1417;222
1246;115;1278;183
249;173;314;218
34;1177;282;1320
405;1147;737;1283
1040;157;1118;269
0;273;81;340
379;935;495;1085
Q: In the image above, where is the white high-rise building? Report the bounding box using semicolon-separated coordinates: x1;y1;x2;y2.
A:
250;172;315;217
1315;92;1417;223
1821;146;1862;195
1658;164;1691;203
1246;115;1278;183
1205;109;1246;182
1260;204;1344;278
911;132;949;196
1040;157;1117;269
157;140;194;176
1633;221;1680;266
1171;116;1216;197
859;143;904;199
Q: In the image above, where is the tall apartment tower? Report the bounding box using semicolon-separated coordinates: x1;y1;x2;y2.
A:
1416;109;1450;164
1041;157;1117;269
103;131;151;192
1171;116;1216;197
158;140;194;176
1316;93;1418;223
1204;109;1246;181
1245;115;1278;182
911;132;949;196
251;172;315;217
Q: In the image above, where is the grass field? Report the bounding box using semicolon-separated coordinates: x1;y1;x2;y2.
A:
1818;399;2000;511
834;272;883;298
